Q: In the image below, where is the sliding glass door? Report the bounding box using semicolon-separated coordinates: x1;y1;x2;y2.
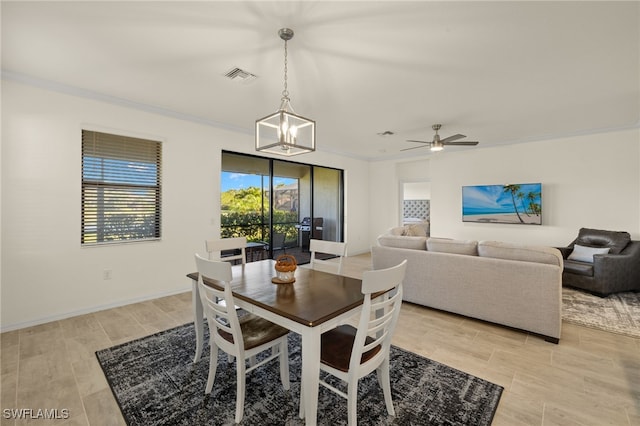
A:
271;160;310;257
221;151;343;265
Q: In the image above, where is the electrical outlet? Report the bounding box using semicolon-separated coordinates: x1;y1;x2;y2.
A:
103;269;112;280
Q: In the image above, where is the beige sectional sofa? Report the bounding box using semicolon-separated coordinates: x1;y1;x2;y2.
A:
372;231;563;343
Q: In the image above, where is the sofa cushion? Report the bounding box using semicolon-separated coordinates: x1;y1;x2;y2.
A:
427;238;478;255
574;228;631;254
377;235;427;250
563;259;594;277
568;244;610;263
478;241;563;267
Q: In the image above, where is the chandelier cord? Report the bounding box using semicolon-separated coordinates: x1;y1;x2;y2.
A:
282;39;289;100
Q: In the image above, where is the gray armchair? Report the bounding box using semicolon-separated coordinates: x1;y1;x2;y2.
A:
558;228;640;297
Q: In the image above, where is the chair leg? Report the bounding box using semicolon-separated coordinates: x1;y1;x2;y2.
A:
298;386;305;419
347;379;359;426
378;360;395;416
235;360;246;423
278;339;290;390
205;344;219;394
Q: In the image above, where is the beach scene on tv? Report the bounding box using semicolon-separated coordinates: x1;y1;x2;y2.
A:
462;183;542;225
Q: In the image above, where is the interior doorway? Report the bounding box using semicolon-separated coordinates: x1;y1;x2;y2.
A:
401;181;431;226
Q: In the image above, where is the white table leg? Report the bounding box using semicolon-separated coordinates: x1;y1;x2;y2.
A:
191;278;204;363
299;328;320;425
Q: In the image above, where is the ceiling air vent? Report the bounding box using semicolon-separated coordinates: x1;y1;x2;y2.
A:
224;67;258;84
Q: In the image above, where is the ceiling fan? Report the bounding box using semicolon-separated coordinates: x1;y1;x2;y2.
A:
403;124;479;152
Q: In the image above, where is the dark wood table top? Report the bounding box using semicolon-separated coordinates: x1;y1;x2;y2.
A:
187;259;364;327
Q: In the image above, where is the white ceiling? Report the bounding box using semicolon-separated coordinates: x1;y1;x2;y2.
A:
2;1;639;161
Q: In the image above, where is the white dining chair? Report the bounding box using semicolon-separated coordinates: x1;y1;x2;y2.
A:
300;259;407;425
205;236;247;266
205;237;247;310
195;254;290;424
308;239;347;275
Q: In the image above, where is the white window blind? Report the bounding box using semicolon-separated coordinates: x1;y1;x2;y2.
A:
81;130;162;244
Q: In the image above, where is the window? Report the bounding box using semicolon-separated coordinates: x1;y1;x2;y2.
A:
81;130;162;244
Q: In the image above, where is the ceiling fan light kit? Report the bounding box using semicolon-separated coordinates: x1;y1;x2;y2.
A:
256;28;316;156
403;123;479;153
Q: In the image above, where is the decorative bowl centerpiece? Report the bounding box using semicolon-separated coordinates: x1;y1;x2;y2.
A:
273;254;297;284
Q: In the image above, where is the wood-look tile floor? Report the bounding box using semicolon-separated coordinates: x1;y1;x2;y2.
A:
1;254;638;425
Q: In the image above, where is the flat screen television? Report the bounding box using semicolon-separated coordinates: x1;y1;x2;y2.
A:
462;183;542;225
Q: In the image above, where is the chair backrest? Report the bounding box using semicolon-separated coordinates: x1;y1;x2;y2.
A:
571;227;631;254
350;259;407;374
205;236;247;265
309;239;347;274
195;254;244;354
272;232;286;250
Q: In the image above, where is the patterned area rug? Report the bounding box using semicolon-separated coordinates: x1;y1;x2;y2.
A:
562;288;640;338
96;323;503;426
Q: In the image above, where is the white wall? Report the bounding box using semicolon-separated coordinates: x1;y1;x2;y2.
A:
370;128;640;246
368;160;399;236
1;80;370;330
403;182;431;200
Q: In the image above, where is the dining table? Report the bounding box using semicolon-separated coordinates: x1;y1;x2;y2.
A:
187;259;365;426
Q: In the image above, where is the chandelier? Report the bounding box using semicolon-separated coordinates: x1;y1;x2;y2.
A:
255;28;316;156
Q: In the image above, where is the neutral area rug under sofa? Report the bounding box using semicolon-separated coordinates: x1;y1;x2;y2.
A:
372;229;563;343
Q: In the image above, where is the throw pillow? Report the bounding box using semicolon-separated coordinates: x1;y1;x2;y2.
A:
402;224;428;237
388;227;405;236
568;244;610;263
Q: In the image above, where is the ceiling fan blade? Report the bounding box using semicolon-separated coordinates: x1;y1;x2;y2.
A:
401;145;429;152
440;134;466;143
405;139;432;144
442;141;479;146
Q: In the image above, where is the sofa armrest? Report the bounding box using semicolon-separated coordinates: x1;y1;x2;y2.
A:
592;241;640;291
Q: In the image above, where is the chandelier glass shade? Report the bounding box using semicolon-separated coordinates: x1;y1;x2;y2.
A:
256;28;315;156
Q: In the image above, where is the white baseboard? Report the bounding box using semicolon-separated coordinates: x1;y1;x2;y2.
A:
0;286;191;333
